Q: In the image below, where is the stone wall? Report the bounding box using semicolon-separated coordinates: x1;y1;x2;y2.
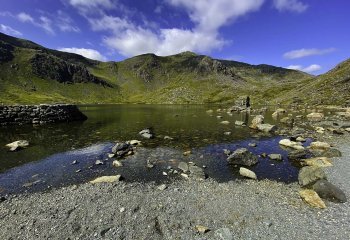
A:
0;104;87;126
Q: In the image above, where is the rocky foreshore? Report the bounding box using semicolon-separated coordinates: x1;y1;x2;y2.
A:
0;104;87;126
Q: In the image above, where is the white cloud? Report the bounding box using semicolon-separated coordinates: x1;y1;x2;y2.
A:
58;47;107;61
283;48;336;59
17;12;55;34
273;0;308;13
0;24;22;36
56;10;80;32
68;0;115;9
87;0;265;57
287;64;321;73
303;64;321;73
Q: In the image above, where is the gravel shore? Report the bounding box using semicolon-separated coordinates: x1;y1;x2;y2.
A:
0;135;349;240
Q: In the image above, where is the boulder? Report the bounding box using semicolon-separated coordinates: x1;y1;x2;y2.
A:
307;112;324;121
256;123;277;133
303;157;332;168
235;120;246;126
112;142;130;154
90;175;121;184
299;189;326;209
239;167;257;179
227;148;258;166
5;140;29;151
139;128;154;139
298;166;327;186
311;148;342;158
313;180;347;203
279;139;304;150
288;149;313;161
310;141;331;150
249;115;264;129
268;154;282;161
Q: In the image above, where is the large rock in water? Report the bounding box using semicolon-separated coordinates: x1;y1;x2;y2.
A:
227;148;258;166
5;140;29;151
249;115;264;129
256;123;277;133
288;149;313;161
313;180;347;203
298;166;327;186
310;141;331;150
279;139;304;150
303;157;333;168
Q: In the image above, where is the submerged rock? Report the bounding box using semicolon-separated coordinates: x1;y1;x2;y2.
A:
257;123;277;133
288;149;312;161
298;166;327;186
6;140;29;152
239;167;257;179
268;154;282;161
227;148;258;166
299;189;326;209
313;180;347;203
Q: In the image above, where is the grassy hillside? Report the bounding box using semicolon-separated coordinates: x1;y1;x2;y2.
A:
0;32;319;105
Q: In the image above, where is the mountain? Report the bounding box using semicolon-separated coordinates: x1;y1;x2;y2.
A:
0;32;323;104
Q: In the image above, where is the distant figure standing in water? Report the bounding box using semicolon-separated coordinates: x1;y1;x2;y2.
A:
246;96;251;109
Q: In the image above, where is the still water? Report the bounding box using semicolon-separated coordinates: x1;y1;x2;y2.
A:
0;104;304;194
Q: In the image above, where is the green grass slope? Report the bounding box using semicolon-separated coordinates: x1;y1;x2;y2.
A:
0;32;313;104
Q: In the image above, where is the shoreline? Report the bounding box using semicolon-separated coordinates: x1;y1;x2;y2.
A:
0;134;349;239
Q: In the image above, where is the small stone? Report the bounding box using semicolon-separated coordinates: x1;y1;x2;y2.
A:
5;140;29;151
71;160;78;165
75;169;81;173
112;160;123;167
296;136;306;142
164;136;173;140
119;207;125;213
235;120;246;126
299;189;326;209
195;225;210;233
248;143;257;147
307;112;324;121
224;132;231;135
108;154;115;158
217;116;223;119
95;160;104;165
315;126;325;134
279;139;304;150
90;175;121;184
227;148;258;166
129;140;141;145
157;184;167;191
214;228;233;240
220;121;230;125
268;154;282;161
162;172;168;176
180;173;189;180
183;150;191;156
239;167;257;179
178;162;189;172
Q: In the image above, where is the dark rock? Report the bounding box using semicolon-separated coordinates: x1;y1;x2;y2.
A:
139;128;154;139
112;142;130;154
227;148;258;166
288;149;314;161
311;148;342;158
313;180;347;203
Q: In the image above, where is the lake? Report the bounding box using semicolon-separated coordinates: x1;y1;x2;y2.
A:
0;104;307;194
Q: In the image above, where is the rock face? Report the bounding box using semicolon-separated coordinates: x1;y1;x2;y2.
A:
227;148;258;166
249;115;264;129
307;112;324;121
279;139;304;150
313;180;347;203
239;167;257;179
0;104;87;126
5;140;29;151
299;189;326;209
298;166;327;186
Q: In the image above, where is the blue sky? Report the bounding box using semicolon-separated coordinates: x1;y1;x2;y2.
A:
0;0;349;75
